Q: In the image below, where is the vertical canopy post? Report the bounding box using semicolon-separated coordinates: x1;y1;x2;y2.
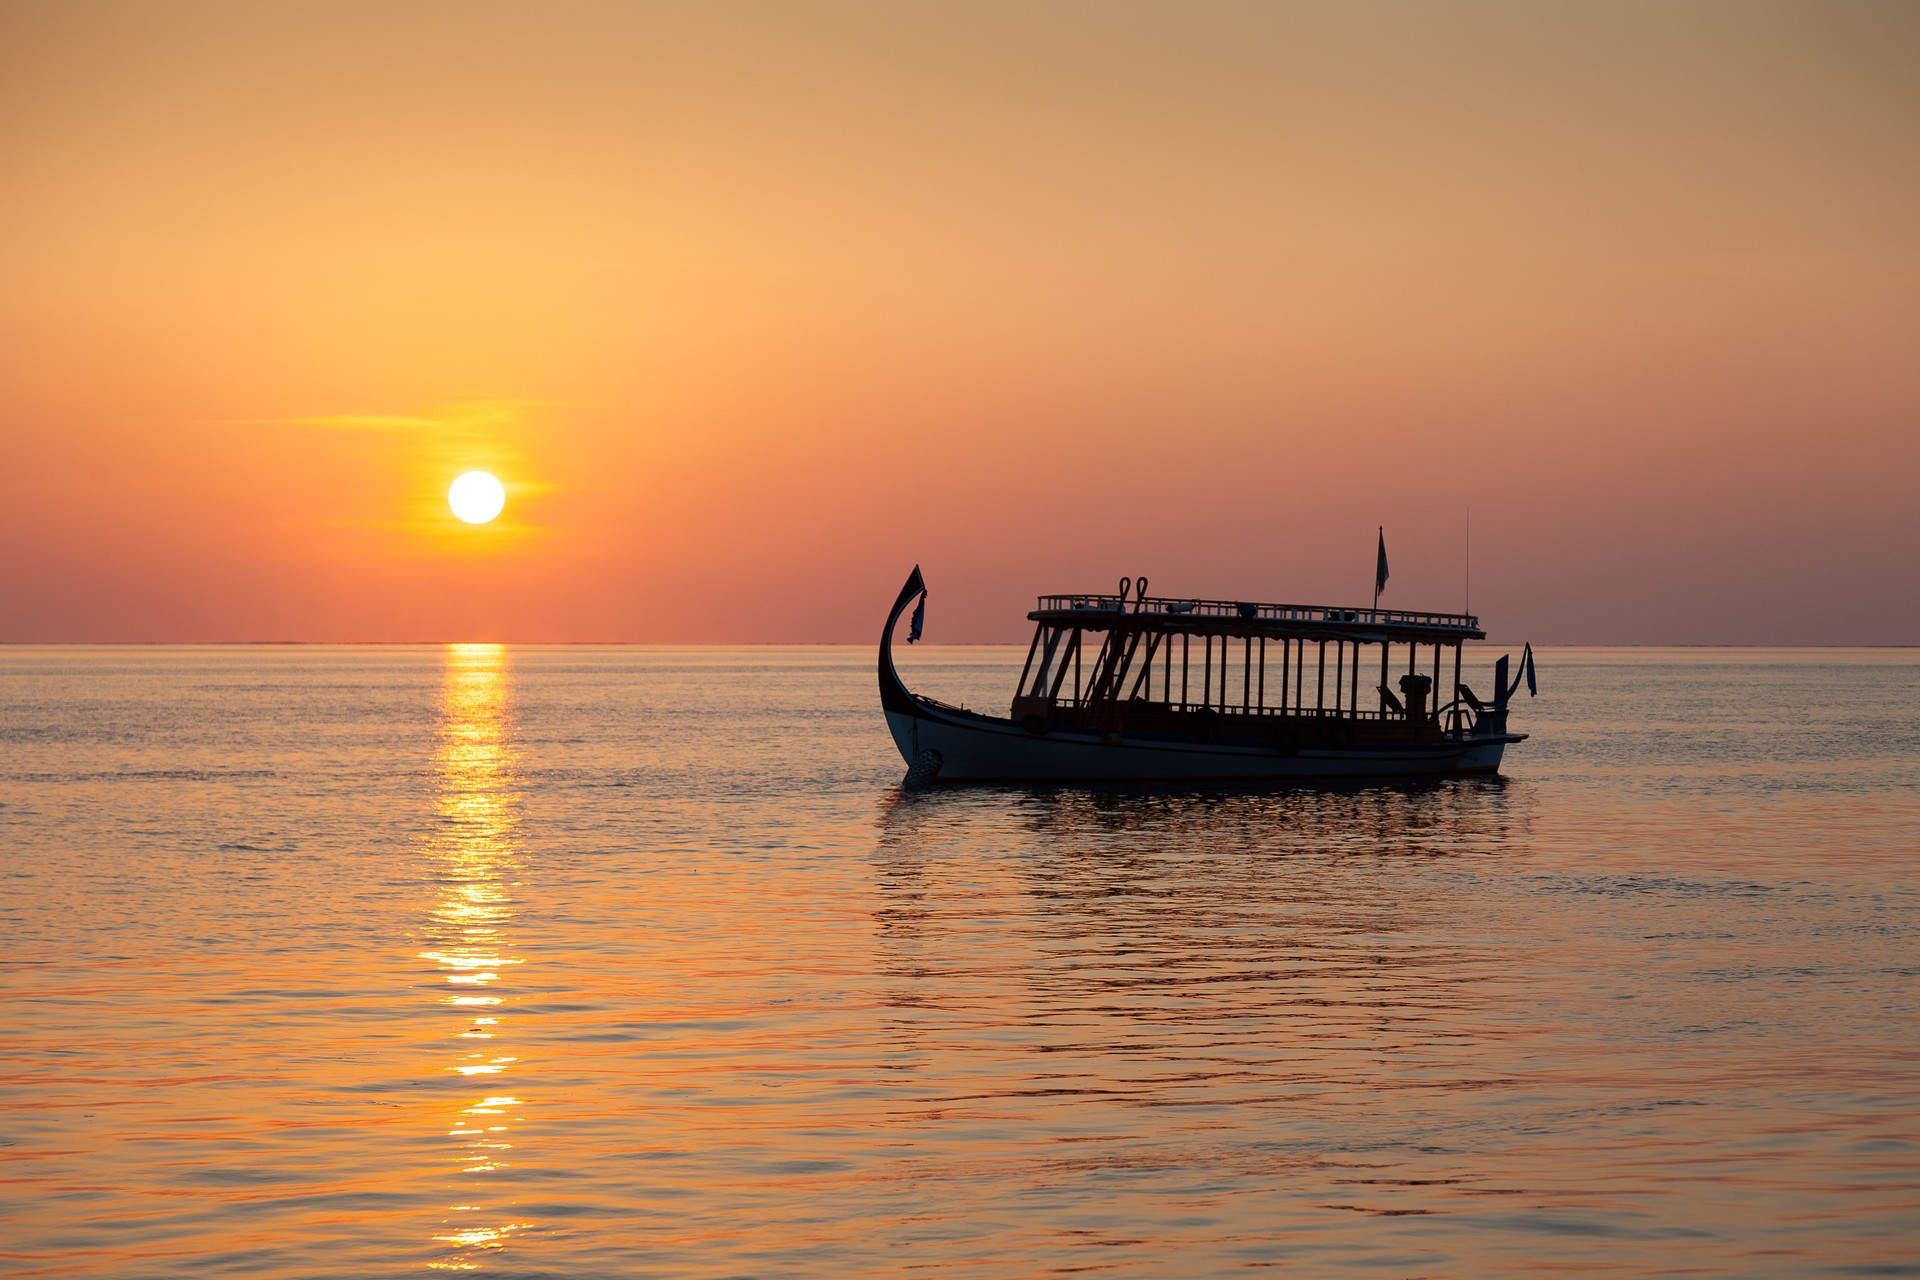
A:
1379;640;1390;715
1334;640;1345;716
1351;638;1362;714
1242;635;1252;712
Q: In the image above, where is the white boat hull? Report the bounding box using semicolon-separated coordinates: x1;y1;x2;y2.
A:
885;706;1509;783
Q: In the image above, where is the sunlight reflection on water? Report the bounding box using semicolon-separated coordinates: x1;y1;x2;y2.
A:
423;645;527;1267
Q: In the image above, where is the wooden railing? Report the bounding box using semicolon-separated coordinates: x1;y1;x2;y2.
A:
1035;593;1479;633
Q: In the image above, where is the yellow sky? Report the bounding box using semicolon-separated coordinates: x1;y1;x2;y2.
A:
2;1;1916;641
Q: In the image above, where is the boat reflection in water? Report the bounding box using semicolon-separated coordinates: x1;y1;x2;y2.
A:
869;780;1527;1156
875;778;1523;906
421;644;531;1270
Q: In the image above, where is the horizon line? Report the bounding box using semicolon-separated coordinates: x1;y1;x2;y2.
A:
2;640;1914;650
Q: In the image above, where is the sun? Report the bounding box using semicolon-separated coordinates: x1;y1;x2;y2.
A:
448;471;506;524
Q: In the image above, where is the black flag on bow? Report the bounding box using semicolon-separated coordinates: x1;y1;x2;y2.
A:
907;589;926;644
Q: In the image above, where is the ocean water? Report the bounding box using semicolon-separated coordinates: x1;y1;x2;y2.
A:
2;644;1916;1278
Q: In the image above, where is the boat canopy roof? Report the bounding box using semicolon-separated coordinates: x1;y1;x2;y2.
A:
1028;591;1484;642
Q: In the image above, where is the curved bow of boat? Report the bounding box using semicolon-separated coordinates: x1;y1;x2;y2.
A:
877;565;925;715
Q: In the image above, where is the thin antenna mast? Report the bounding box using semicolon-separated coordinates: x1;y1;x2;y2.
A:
1465;506;1471;616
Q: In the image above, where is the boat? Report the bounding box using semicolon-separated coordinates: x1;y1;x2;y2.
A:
878;565;1533;784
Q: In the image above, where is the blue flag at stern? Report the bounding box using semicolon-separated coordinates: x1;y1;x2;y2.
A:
907;590;926;644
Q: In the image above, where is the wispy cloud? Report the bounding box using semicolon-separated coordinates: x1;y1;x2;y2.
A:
278;413;446;432
276;400;543;434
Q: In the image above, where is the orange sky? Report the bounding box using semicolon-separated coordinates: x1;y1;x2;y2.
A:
2;1;1915;643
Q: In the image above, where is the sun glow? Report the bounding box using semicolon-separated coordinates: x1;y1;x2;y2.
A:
448;472;506;524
